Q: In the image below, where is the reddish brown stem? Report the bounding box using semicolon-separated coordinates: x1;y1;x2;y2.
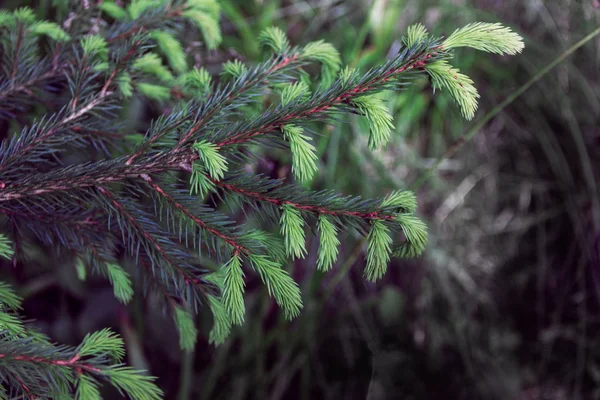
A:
126;54;301;166
0;352;100;373
97;186;207;293
14;375;36;400
214;179;396;222
144;177;250;254
215;49;438;147
100;41;141;97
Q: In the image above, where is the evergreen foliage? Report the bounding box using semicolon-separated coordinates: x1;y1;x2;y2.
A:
0;280;162;399
0;1;522;397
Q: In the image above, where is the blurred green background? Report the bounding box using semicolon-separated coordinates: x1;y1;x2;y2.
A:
3;0;600;399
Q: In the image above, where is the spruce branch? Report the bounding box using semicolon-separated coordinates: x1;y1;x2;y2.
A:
125;53;306;164
0;283;162;399
214;42;442;147
248;254;303;319
94;186;211;309
0;8;524;396
316;215;340;272
443;22;525;55
221;252;245;325
211;173;400;223
143;177;253;256
0;2;187;121
0;235;14;261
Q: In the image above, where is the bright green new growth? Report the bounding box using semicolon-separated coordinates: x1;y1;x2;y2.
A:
394;214;428;258
0;283;163;399
222;254;245;325
187;0;221;17
0;310;26;337
76;374;102;400
174;305;198;351
190;163;217;197
404;23;429;48
243;230;287;264
118;73;134;98
400;22;525;120
0;8;69;42
381;190;418;214
0;10;11;27
81;35;109;60
351;95;395;149
258;26;290;53
249;255;303;319
136;82;171;102
444;22;525;55
133;53;175;83
182;0;222;50
0;282;22;311
192;140;228;180
99;1;128;20
301;40;342;71
0;233;14;260
301;39;342;86
106;367;163;400
78;328;125;361
338;66;359;86
365;220;393;282
221;59;247;78
426;60;480;119
151;31;188;74
317;216;340;271
127;0;158;19
12;7;35;23
180;67;212;96
207;294;232;345
280;204;307;259
280;81;311;106
282;124;318;183
75;258;87;280
0;282;26;338
30;21;70;42
105;263;134;304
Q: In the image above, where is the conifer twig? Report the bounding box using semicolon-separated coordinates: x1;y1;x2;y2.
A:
0;3;525;396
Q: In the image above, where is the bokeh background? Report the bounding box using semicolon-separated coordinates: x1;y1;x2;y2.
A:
2;0;600;399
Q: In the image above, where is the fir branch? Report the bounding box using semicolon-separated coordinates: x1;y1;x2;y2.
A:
0;43;439;204
95;186;210;308
0;68;65;110
0;38;145;177
0;12;524;388
280;204;307;259
0;349;99;374
143;177;252;255
125;53;304;164
316;215;340;271
104;3;185;43
212;173;399;223
206;294;231;345
0;235;14;260
248;254;302;319
173;305;198;351
214;42;442;147
443;22;524;55
221;252;245;325
365;220;393;282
